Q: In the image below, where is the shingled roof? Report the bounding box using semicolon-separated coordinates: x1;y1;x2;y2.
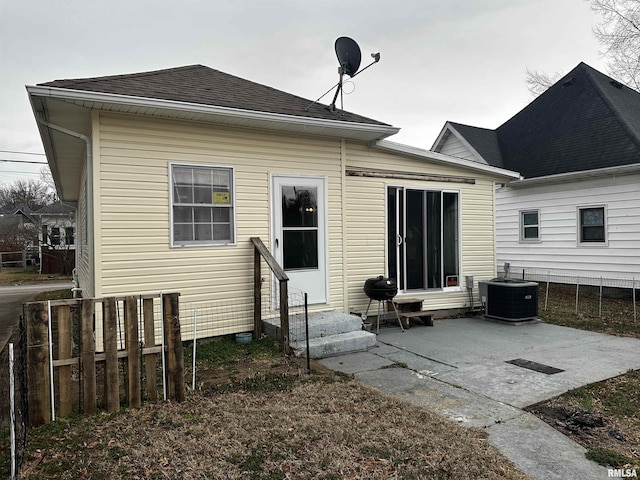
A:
38;64;391;127
448;122;504;168
438;63;640;179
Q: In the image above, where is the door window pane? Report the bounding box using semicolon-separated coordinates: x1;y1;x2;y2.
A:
406;190;425;290
282;186;317;227
283;230;318;270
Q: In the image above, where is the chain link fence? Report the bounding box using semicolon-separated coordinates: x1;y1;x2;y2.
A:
497;265;638;321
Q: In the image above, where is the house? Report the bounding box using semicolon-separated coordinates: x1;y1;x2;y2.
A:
0;204;38;263
27;65;519;338
432;62;640;285
32;201;76;274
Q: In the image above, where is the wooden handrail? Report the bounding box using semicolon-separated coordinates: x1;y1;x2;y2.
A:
250;237;290;354
250;237;288;282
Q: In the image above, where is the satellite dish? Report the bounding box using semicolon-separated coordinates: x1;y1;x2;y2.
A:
335;37;361;77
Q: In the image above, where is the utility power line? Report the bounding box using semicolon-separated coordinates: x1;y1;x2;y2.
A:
0;149;45;156
0;158;48;164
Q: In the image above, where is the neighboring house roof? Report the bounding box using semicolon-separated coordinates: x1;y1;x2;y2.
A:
34;201;76;215
0;204;36;224
433;62;640;179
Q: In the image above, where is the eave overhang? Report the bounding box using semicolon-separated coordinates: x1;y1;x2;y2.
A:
374;140;521;181
503;163;640;188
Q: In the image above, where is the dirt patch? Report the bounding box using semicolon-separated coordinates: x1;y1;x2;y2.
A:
527;371;640;469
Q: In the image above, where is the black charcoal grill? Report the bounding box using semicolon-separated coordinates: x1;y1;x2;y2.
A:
363;276;404;333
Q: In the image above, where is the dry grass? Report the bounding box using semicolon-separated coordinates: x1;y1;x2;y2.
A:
18;340;529;480
539;283;639;337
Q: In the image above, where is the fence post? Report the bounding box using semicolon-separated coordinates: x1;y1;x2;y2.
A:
80;299;96;415
575;276;580;315
279;280;290;355
10;342;16;479
27;302;51;426
57;305;72;417
163;293;184;402
103;297;119;413
143;298;158;401
544;272;550;311
125;296;141;408
599;277;603;318
253;246;262;340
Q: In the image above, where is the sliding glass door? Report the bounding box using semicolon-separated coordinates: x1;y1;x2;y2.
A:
388;187;459;291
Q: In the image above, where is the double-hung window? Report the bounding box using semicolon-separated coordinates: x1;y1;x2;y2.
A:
578;206;606;244
171;164;235;246
520;210;540;242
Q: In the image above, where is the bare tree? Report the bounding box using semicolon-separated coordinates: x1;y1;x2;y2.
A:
526;0;639;95
525;68;563;97
0;179;57;211
591;0;640;91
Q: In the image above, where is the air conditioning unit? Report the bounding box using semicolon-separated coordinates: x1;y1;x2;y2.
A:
480;278;538;322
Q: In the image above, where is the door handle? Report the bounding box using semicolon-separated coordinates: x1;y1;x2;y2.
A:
397;234;403;247
275;238;279;248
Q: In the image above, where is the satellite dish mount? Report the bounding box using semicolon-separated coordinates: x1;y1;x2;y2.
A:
329;36;380;112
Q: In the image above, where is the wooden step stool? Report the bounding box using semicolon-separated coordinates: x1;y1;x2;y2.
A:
390;297;434;328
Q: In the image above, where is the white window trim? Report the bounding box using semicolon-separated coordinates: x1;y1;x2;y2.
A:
577;204;608;246
169;162;237;248
519;209;541;243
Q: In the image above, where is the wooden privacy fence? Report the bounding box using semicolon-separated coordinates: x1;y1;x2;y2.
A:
26;293;184;427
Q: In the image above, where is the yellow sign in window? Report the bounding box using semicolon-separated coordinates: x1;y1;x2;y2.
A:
213;192;230;204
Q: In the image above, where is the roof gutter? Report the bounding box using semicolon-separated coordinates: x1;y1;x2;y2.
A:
373;140;522;180
505;163;640;188
26;85;400;140
34;115;93;297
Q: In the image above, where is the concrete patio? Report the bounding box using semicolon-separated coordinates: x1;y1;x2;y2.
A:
319;317;640;480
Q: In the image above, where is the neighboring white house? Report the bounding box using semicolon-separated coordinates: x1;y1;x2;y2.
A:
433;62;640;285
32;201;76;275
27;64;519;337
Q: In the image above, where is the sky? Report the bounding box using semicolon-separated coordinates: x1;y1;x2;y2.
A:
0;0;607;187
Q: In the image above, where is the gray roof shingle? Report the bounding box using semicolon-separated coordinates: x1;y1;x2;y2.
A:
39;64;391;127
442;63;640;179
449;122;504;168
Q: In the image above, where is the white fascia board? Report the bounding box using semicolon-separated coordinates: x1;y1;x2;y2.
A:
373;139;521;180
506;163;640;188
26;85;400;140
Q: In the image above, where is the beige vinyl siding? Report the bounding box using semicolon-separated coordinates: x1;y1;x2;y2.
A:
76;160;91;295
95;113;344;336
344;142;497;313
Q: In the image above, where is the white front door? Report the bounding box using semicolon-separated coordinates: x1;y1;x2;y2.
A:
272;175;327;304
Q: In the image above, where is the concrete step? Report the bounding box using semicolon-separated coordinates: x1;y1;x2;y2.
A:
291;330;377;359
263;310;363;343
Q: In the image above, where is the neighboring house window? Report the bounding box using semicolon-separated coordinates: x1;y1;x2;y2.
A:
65;227;75;246
170;164;235;246
387;187;460;290
50;227;61;246
520;210;540;241
578;206;606;243
41;224;48;244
